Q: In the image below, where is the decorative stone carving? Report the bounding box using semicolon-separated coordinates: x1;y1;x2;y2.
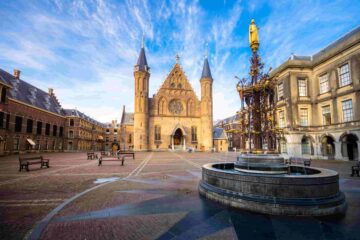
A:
169;99;183;114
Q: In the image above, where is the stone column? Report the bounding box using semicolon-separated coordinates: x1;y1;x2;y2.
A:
334;141;343;160
183;137;186;151
357;141;360;161
171;137;174;150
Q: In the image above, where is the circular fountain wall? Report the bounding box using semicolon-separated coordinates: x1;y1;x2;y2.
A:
199;154;346;216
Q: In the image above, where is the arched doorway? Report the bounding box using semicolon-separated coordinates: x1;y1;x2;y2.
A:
171;126;186;150
173;129;183;146
341;134;359;161
321;135;335;159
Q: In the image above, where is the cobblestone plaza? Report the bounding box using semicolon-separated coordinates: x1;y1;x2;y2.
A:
0;152;359;239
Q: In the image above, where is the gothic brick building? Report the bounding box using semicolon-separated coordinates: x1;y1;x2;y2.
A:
129;43;214;151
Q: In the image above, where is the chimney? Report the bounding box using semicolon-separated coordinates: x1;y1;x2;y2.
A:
48;88;54;96
13;69;21;79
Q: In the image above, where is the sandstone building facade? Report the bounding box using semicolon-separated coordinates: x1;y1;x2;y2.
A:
130;44;214;151
272;26;360;161
219;26;360;160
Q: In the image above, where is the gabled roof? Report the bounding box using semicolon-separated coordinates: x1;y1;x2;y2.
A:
213;127;227;139
0;68;63;115
201;57;212;79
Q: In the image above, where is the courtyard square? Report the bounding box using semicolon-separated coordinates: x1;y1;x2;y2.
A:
0;152;359;240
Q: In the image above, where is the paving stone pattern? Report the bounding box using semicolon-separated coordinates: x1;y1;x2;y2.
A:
0;152;359;240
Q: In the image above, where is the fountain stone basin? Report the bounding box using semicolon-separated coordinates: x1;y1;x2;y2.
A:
235;154;288;174
199;161;346;216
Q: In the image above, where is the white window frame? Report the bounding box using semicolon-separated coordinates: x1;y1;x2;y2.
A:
339;63;351;87
342;99;353;122
277;83;284;100
278;110;285;128
319;74;329;94
322;105;331;125
299;108;309;126
298;79;307;97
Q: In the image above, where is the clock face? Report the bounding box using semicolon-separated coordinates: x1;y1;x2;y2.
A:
169;99;183;114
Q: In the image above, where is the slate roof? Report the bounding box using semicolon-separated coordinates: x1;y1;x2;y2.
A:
213;127;227;139
63;109;106;127
120;105;134;125
136;47;149;71
215;114;238;126
0;68;63;115
201;57;212;79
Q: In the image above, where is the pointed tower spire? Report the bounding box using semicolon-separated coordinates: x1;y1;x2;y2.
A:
135;32;149;72
201;49;212;79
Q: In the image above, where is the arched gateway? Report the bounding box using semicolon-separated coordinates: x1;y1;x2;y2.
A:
171;126;186;150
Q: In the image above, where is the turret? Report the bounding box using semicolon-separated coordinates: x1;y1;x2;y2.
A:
133;34;150;151
200;52;213;151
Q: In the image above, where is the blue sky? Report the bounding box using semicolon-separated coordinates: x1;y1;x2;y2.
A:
1;0;360;122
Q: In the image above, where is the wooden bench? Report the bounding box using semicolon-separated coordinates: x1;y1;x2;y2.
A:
98;156;125;166
351;162;360;177
117;150;135;159
288;157;311;166
87;152;98;160
19;156;50;172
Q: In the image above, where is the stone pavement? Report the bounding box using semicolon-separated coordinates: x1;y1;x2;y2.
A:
0;152;359;240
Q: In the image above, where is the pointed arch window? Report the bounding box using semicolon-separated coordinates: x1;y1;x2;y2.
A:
158;98;166;115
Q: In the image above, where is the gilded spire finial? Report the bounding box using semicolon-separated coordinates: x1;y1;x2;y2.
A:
176;53;179;63
141;31;144;48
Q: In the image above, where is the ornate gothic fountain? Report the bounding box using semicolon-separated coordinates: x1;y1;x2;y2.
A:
199;19;346;216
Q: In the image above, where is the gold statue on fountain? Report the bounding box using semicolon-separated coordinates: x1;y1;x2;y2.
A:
235;19;280;153
249;19;259;52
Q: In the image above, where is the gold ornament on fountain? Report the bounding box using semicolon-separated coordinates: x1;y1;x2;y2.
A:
249;19;259;52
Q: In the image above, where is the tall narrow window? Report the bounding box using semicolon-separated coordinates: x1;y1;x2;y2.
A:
26;119;33;133
278;110;285;128
301;137;311;155
319;74;329;94
45;123;50;135
15;116;22;132
155;125;161;141
298;79;307;97
299;108;309;126
1;87;6;103
70;119;74;126
322;105;331;125
13;137;20;150
59;126;63;137
53;125;57;136
342;99;353;122
339;63;351;87
0;112;4;129
277;83;284;100
191;126;198;142
37;122;42;135
6;114;10;130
